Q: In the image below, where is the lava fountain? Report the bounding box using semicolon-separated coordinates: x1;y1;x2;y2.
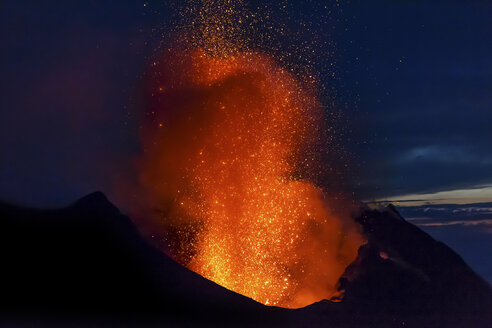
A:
132;48;363;309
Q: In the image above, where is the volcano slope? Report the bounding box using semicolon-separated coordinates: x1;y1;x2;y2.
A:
0;192;490;327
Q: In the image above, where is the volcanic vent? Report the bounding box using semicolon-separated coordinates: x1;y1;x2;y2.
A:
128;48;363;309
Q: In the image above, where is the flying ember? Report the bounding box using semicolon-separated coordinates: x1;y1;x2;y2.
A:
134;48;363;308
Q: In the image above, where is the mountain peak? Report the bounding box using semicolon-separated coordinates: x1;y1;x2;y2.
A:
77;191;107;202
384;203;406;221
70;191;120;216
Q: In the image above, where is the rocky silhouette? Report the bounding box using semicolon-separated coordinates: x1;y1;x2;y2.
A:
0;192;490;327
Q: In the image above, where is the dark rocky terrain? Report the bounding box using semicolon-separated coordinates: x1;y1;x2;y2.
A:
0;192;491;327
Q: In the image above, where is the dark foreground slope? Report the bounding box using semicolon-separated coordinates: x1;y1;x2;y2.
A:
0;192;490;327
338;205;492;327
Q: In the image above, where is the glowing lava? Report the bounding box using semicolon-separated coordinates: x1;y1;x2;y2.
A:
135;49;363;308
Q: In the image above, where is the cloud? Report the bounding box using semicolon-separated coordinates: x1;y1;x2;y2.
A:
396;201;492;231
408;218;492;229
397;145;492;166
346;2;492;199
397;200;492;284
369;185;492;206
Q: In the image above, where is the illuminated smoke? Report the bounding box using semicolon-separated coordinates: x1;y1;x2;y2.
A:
132;48;363;308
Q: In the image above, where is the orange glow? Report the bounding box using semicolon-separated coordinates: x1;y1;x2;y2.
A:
133;49;363;309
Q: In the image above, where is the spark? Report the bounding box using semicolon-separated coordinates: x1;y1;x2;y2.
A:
133;0;362;309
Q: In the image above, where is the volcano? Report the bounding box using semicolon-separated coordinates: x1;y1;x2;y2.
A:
0;192;490;327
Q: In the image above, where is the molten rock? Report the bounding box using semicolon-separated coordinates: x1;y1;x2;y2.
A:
130;49;363;308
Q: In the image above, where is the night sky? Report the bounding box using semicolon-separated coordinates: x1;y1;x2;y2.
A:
1;1;491;280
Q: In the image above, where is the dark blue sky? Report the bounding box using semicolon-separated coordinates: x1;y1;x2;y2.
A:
1;0;491;206
343;2;492;200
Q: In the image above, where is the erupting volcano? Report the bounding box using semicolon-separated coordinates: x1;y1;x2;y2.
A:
3;1;492;326
131;48;363;308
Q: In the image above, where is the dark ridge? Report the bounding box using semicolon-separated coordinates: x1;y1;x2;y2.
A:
339;205;492;327
69;191;120;216
0;193;490;327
